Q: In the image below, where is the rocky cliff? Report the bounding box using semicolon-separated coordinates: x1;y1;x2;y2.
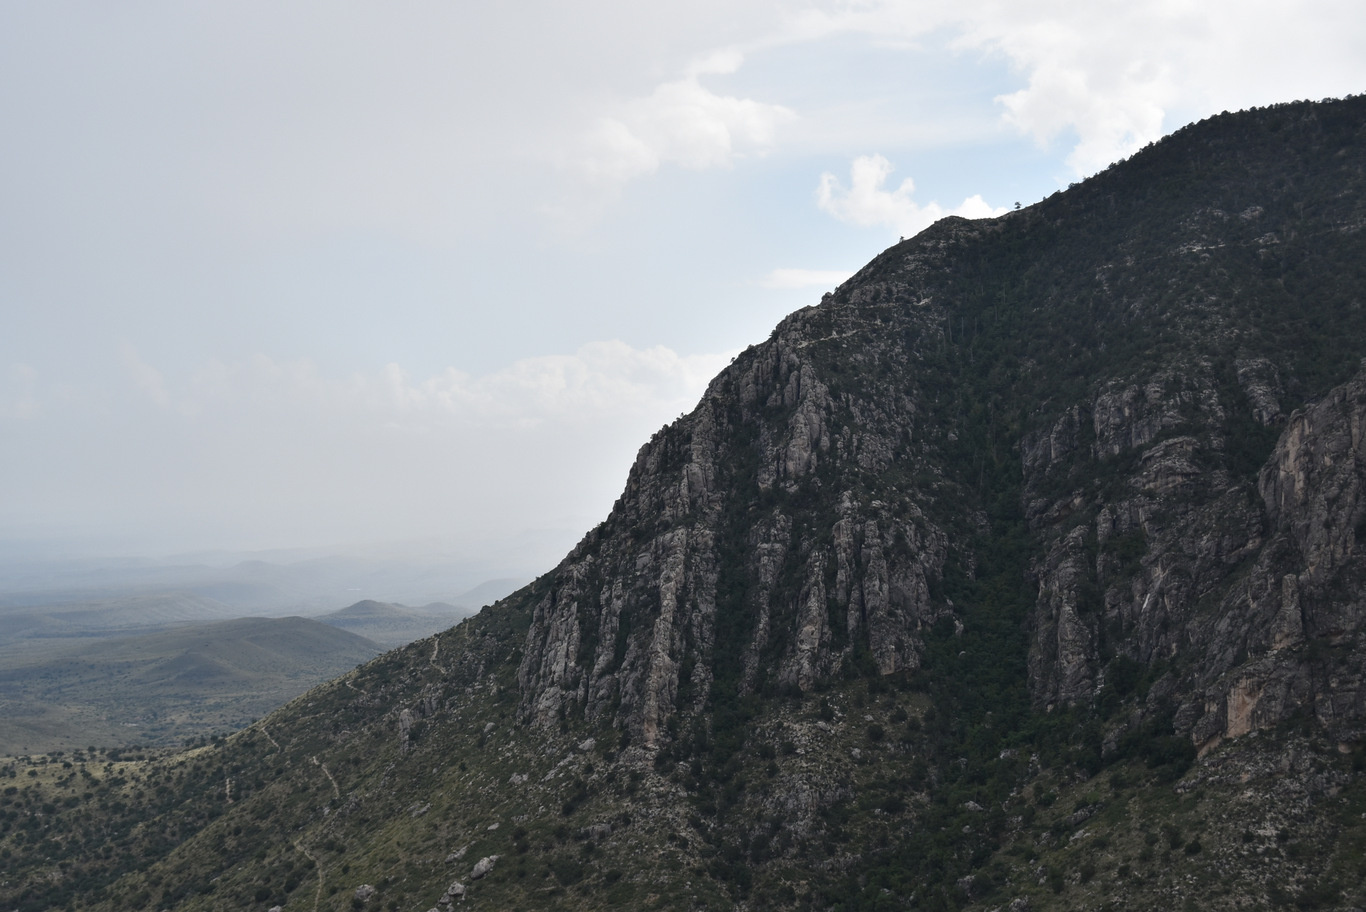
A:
518;95;1366;767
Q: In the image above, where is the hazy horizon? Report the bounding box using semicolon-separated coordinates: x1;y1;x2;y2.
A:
5;1;1366;561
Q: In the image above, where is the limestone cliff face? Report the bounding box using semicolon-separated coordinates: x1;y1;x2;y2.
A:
1021;360;1366;752
1187;368;1366;749
1021;359;1366;753
1022;364;1263;711
517;96;1366;757
517;287;956;745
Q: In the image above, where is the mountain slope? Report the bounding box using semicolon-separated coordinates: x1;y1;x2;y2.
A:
0;616;381;754
5;96;1366;912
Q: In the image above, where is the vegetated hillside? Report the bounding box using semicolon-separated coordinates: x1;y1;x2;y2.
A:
6;96;1366;912
0;616;381;755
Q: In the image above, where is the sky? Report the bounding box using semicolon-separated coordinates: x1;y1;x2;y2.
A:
3;0;1365;570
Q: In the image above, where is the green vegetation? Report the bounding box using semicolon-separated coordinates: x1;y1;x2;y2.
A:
0;616;382;755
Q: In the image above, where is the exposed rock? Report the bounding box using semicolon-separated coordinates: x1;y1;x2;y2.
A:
1237;357;1284;426
470;855;499;880
516;317;949;746
1026;358;1366;750
354;883;376;901
435;880;466;908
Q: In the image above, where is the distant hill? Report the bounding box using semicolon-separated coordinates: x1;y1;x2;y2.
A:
317;579;528;647
0;548;549;617
0;615;381;755
317;599;468;647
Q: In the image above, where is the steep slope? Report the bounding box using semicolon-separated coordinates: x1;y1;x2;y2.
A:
522;93;1366;758
5;96;1366;912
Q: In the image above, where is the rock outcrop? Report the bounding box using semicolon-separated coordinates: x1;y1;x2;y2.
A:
518;297;953;746
514;96;1366;763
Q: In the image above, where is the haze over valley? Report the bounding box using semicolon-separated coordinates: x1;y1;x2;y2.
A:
0;548;530;754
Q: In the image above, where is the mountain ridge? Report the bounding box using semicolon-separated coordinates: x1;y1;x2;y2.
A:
5;95;1366;912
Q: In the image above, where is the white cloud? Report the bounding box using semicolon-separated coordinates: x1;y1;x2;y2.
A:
759;268;855;290
948;0;1366;176
343;341;734;430
565;0;1366;191
816;154;1007;238
118;343;172;409
576;54;796;187
175;341;735;432
947;2;1187;175
685;46;747;78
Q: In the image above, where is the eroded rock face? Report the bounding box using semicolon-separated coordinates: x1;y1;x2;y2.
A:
521;266;1366;762
518;242;963;747
515;97;1366;762
1025;362;1366;751
1185;368;1366;750
1024;364;1261;708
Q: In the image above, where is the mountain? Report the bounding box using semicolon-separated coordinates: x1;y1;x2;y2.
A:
0;551;539;618
317;599;474;648
315;579;527;647
6;96;1366;912
0;616;382;755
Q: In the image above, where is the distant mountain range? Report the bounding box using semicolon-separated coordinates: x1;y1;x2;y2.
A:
0;561;527;754
0;547;537;618
0;615;382;755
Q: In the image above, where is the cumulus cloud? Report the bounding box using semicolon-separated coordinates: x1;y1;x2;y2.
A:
947;0;1366;176
816;154;1007;238
576;51;795;187
181;341;733;430
758;268;855;290
949;2;1187;175
570;0;1366;189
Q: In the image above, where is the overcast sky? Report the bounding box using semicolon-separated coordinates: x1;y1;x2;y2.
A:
3;0;1365;566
